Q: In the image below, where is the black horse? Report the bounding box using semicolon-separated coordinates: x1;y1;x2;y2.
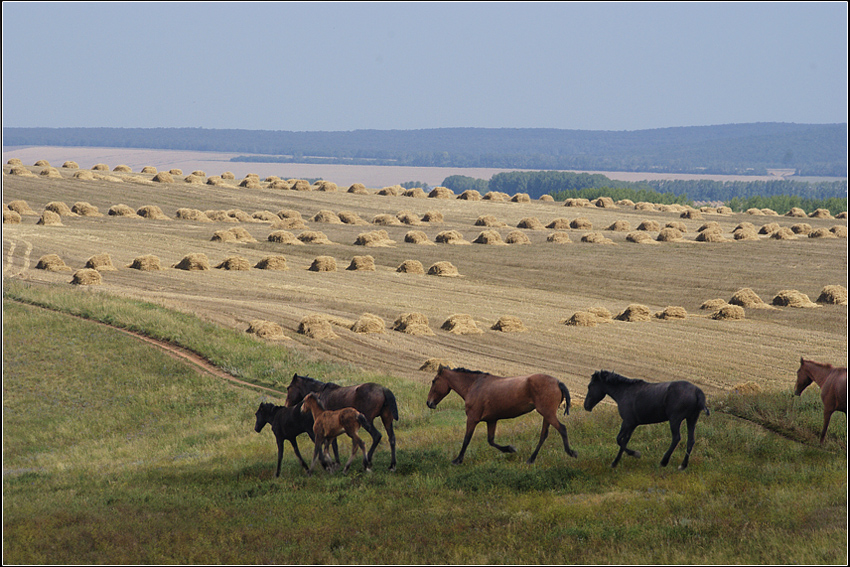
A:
583;370;710;470
284;373;399;471
254;400;330;476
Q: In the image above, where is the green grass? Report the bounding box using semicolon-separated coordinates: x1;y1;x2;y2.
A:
3;280;847;564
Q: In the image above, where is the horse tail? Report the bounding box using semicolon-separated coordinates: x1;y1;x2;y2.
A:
558;382;572;416
382;388;400;421
356;412;370;429
697;388;710;416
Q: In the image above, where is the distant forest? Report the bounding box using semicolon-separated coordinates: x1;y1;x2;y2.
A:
4;123;846;176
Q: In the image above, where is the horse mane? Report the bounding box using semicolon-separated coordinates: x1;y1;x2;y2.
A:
295;373;340;391
594;369;644;386
448;366;489;376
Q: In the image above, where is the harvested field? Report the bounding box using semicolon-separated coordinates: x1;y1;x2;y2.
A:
2;161;846;398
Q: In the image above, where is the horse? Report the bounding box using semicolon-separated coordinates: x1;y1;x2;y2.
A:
300;393;370;475
425;365;577;465
254;401;320;476
794;358;847;443
584;370;710;470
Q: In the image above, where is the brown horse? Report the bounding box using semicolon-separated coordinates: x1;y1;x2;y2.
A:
426;366;577;464
284;373;398;471
795;358;847;443
300;393;370;475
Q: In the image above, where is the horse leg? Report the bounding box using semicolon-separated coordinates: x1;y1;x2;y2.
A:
288;437;310;471
612;423;638;467
535;412;578;462
661;418;683;467
452;419;479;465
381;412;397;472
486;420;517;454
308;434;325;476
678;415;698;470
820;408;834;444
363;419;383;469
275;436;285;477
527;421;549;464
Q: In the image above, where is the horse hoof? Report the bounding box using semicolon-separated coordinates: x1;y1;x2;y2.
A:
568;450;578;458
678;464;688;471
506;445;517;454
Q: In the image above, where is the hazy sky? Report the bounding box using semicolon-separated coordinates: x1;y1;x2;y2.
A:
2;2;847;132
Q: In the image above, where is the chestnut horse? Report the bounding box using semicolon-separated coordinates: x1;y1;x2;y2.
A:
301;393;370;475
794;358;847;443
426;366;577;464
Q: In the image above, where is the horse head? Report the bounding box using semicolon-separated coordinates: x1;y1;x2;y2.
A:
426;366;452;409
254;402;276;432
795;358;814;396
284;373;315;407
583;370;608;412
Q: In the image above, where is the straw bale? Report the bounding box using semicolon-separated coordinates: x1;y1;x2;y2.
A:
634;202;656;211
593;196;616;208
176;208;212;222
435;230;471;245
420;358;452;372
816;285;847;305
564;198;592;207
91;163;109;171
491;316;528;332
392;312;435;335
700;298;728;310
3;209;21;224
108;204;139;217
615;304;651;322
626;231;655;244
290;179;311;191
309;256;337;272
473;230;507;245
506;230;532;244
547;231;573;243
298;230;333;244
680;209;702;219
372;214;402;226
221;171;235;180
7;166;36;177
351;313;385;334
204;210;236;222
310;210;342;224
239;177;262;189
173;253;210;271
830;226;847;238
40;167;62;178
563;311;602;327
403;187;428;198
581;232;613;244
517;217;544;229
355;230;396;247
45;201;75;216
808;227;838;239
441;314;484;335
539;195;555;202
348;183;369;194
338;211;368;225
152;171;174;183
112;165;132;173
545;218;571;230
570;217;592;230
790;223;813;235
347;255;376;271
72;202;103;217
730;288;772;309
36;254;72;272
476;215;506;227
72;169;96;180
298;315;338;339
267;230;304;245
655;306;687;320
732;226;759;241
137;205;169;220
71;268;102;285
483;191;509;202
316;180;338;192
247;320;286;340
696;230;728;242
637;220;661;231
428;186;455;199
769;227;796;240
607;220;631;231
272;217;306;230
277;209;303;221
587;307;613;320
128;255;162;271
396;210;422;225
269;179;292;190
254;255;288;270
760;208;779;216
458;190;482;201
656;227;683;241
251;210;279;223
7;200;37;215
140;166;157;174
6;158;23;166
512;193;532;203
37;210;63;226
428;261;460;277
733;382;762;395
758;222;780;235
809;208;833;219
397;260;425;274
772;290;819;308
34;160;50;167
712;305;745;320
215;256;252;271
85;253;117;271
786;207;807;218
421;210;444;223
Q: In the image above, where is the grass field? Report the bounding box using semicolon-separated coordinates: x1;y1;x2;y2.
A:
3;157;848;563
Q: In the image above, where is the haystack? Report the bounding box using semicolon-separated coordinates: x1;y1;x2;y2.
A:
351;313;385;334
152;172;174;183
420;358;453;372
298;315;338;339
395;210;421;225
91;163;109;171
790;223;813;235
517;217;544;230
377;185;402;196
215;256;252;271
254;255;288;270
483;191;508;202
435;230;470;245
3;209;21;224
733;226;759;241
712;305;745;320
769;227;796;240
290;179;311;191
758;222;780;235
347;255;376;271
607;220;631;231
311;210;343;224
458;190;482;201
355;230;395;247
809;208;833;219
506;230;532;244
338;211;368;225
491;316;528;332
182;174;204;185
729;288;772;309
62;161;80;169
40;167;62;178
547;231;573;243
140;166;157;174
169;169;183;176
71;268;102;285
816;285;847;305
441;314;484;335
700;298;728;311
315;181;339;192
36;210;63;226
7;166;36;177
247;320;286;340
570;218;593;230
252;210;280;223
298;230;333;244
308;256;337;272
696;230;728;242
137;205;169;220
204;210;236;222
403;187;428;198
392;312;434;336
71;202;103;216
786;207;807;218
545;218;571;230
271;217;306;230
808;228;838;239
45;201;75;216
637;220;661;231
421;210;444;223
348;183;369;194
626;232;655;244
7;200;37;215
656;227;683;242
176;208;212;222
372;214;402;226
539;195;555;202
829;226;846;238
403;230;434;245
615;304;651;322
733;382;763;395
397;260;425;274
6;158;23;166
128;255;162;271
593;197;616;209
428;186;454;199
428;261;459;277
473;229;507;245
72;170;96;180
113;165;132;173
654;306;687;320
563;311;602;327
581;232;613;244
680;209;702;220
35;254;72;272
174;253;211;271
268;179;292;190
476;215;507;227
267;230;303;245
205;175;227;186
239;177;262;189
564;198;592;207
771;290;819;308
85;254;117;271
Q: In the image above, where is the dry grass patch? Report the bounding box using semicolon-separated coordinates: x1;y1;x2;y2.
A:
128;255;162;271
70;268;102;285
85;254;117;272
174;253;211;271
35;254;72;272
393;312;434;335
